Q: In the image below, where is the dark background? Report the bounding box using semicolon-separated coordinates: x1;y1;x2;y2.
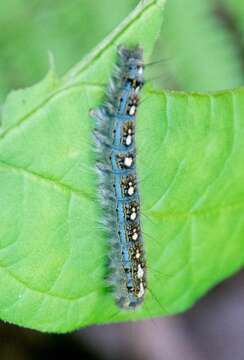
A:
1;271;244;360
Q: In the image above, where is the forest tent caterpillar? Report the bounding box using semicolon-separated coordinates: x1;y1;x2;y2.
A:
91;46;146;309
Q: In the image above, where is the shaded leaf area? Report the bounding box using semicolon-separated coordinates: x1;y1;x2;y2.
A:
155;0;244;91
221;0;244;36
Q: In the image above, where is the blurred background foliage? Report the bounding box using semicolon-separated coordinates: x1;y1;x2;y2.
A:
0;0;244;359
0;0;137;103
0;0;244;106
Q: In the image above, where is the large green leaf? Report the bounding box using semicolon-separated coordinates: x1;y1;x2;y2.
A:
0;0;244;333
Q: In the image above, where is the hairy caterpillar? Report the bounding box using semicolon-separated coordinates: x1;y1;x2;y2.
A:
91;46;146;309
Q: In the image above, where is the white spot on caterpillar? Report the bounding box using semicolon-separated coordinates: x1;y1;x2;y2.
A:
132;230;138;241
129;105;136;115
138;282;144;298
128;181;135;196
135;250;141;259
137;264;144;279
138;66;143;76
130;208;137;220
124;156;133;167
135;86;140;93
128;187;134;196
125;135;132;146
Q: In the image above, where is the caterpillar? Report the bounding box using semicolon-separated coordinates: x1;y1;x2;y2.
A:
91;46;146;309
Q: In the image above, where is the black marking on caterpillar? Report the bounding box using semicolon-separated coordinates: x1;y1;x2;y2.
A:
91;46;146;309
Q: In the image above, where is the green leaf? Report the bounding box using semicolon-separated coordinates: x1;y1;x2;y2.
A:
1;0;244;333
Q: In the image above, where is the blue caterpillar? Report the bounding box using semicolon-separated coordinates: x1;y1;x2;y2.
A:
91;46;146;309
